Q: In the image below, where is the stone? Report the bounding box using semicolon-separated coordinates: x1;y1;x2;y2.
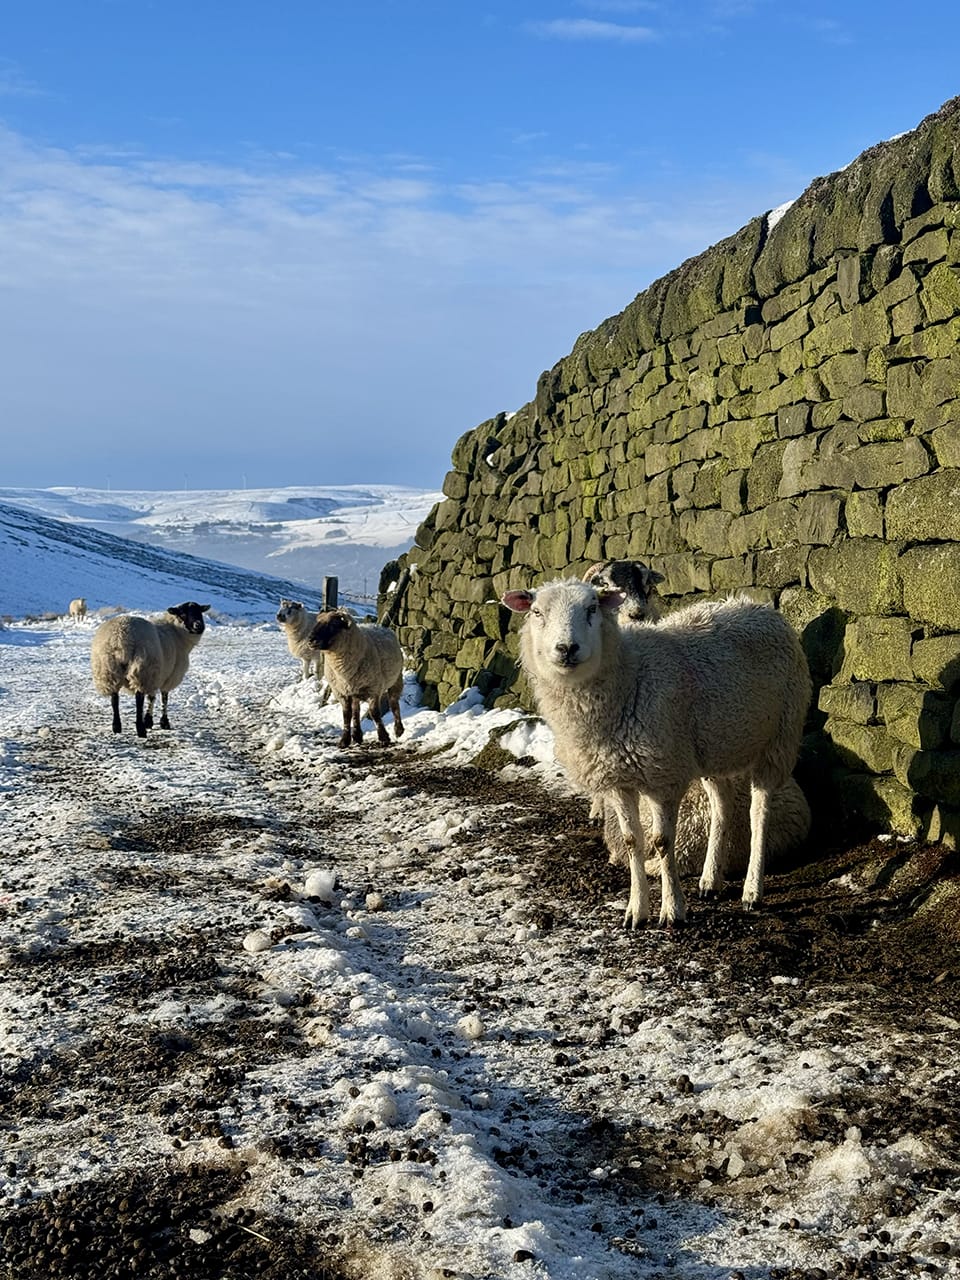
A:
838;616;915;682
912;634;960;690
893;744;960;807
845;490;884;538
797;492;843;545
808;540;903;615
825;719;897;774
818;682;876;724
901;544;960;630
877;682;953;750
886;471;960;542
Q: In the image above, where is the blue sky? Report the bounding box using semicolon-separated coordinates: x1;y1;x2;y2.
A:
2;1;958;491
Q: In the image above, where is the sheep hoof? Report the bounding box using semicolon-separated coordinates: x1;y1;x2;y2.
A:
338;734;352;749
622;911;649;931
742;898;762;912
393;724;405;739
136;726;147;739
160;715;171;730
698;886;720;901
143;714;153;730
659;916;686;932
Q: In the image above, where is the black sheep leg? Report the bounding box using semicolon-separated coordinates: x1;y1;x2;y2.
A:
111;692;122;734
134;691;148;738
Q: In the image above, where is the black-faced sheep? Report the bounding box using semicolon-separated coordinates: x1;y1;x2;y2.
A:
276;599;323;682
309;610;405;748
502;578;811;927
90;602;210;738
582;560;811;879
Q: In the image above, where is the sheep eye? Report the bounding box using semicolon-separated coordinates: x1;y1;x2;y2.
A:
586;604;597;619
531;607;543;619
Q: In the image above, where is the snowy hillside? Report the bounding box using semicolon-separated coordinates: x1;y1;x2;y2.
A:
0;485;442;601
0;500;348;620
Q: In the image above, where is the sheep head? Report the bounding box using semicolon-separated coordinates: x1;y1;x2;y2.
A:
276;599;305;624
310;609;353;652
501;579;623;684
167;602;210;634
582;560;664;622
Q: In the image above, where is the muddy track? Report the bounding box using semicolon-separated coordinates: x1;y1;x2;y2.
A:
3;686;960;1279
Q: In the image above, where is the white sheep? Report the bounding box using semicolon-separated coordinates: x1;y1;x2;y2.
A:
90;601;210;738
276;599;323;681
501;578;811;927
309;610;404;748
582;560;811;877
68;597;88;623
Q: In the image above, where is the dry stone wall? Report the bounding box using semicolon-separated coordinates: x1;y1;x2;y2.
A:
380;97;960;842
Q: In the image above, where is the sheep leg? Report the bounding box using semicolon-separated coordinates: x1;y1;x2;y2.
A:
608;788;650;929
351;699;363;745
134;691;147;739
647;795;685;926
110;692;122;734
699;776;736;899
743;780;772;909
369;697;392;747
301;658;311;681
338;697;354;749
601;794;628;866
159;691;171;730
388;692;405;740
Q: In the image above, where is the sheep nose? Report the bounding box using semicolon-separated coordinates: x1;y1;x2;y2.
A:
555;642;579;663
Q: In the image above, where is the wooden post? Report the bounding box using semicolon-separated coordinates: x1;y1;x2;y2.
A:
323;576;339;610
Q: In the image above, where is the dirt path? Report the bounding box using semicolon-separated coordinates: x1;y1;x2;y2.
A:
1;632;959;1279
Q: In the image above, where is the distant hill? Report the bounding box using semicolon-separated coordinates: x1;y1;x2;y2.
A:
0;500;344;619
0;484;442;602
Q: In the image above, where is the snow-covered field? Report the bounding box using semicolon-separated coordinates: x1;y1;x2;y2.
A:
0;485;442;602
1;616;958;1279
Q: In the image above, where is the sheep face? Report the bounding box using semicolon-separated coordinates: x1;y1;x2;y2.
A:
310;610;352;652
502;580;622;683
276;599;305;625
166;602;210;635
582;560;663;621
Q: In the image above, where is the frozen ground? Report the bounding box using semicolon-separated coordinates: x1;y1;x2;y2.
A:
0;617;958;1279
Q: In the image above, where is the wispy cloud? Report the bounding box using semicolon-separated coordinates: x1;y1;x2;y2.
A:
529;18;657;42
0;125;788;486
0;59;45;98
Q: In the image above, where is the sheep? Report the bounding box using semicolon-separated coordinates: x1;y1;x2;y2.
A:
276;599;323;681
68;597;88;623
308;610;404;748
90;602;210;738
582;560;811;877
501;578;811;927
582;560;664;623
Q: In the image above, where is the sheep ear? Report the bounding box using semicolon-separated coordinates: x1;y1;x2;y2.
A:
598;590;625;611
501;590;535;613
200;604;210;612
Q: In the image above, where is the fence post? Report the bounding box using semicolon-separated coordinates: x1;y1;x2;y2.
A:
323;576;339;610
